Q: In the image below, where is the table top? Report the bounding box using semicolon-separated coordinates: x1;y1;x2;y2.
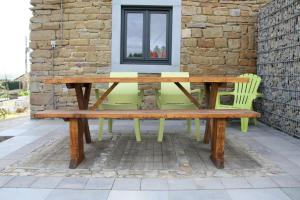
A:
44;76;249;84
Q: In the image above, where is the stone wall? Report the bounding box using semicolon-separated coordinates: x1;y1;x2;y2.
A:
30;0;269;116
256;0;300;137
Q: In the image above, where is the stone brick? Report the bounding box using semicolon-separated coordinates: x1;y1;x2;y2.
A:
69;39;89;46
226;52;239;65
241;35;249;49
85;20;104;29
31;93;53;105
191;56;210;65
183;38;197;47
212;57;225;65
191;29;202;37
182;6;197;15
215;38;227;48
203;7;213;15
203;27;223;38
239;59;256;66
213;7;229;16
30;30;55;41
207;16;226;24
197;39;214;48
182;29;191;38
228;39;240;49
31;50;51;58
230;9;241;17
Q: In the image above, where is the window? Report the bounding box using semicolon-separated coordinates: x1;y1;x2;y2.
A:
120;7;172;65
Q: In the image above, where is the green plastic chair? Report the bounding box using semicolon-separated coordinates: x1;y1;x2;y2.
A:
155;72;203;142
215;74;262;132
95;72;143;142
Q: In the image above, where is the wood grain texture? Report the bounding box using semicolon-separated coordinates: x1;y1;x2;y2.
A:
34;109;260;119
69;119;84;169
204;83;221;144
210;118;226;169
44;76;249;84
74;84;91;143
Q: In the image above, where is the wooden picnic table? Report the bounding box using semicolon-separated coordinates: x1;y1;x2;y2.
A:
44;75;249;144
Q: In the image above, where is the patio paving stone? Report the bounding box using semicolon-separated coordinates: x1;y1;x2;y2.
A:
4;176;38;188
0;188;52;200
45;189;109;200
107;190;168;200
245;176;278;188
194;177;224;189
270;175;300;188
30;177;64;189
168;190;232;200
85;178;115;190
220;177;252;189
112;178;141;190
227;188;292;200
0;176;14;187
281;188;300;200
56;177;88;189
141;178;169;190
168;178;198;190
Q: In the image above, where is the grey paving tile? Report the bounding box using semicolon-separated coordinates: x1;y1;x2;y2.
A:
0;176;14;187
31;177;63;189
246;176;278;188
194;177;224;189
112;178;141;190
168;190;231;200
107;190;168;200
228;188;292;200
271;175;300;188
4;176;38;188
141;178;168;190
220;177;252;189
168;178;198;190
45;189;109;200
0;188;52;200
0;136;39;159
281;188;300;200
56;177;88;189
85;178;114;190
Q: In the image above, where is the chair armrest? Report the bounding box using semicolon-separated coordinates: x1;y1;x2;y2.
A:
256;92;263;98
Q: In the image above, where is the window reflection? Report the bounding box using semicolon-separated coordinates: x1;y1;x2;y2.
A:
126;13;143;58
150;13;167;59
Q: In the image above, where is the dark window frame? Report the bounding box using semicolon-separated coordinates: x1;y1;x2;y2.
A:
120;6;172;65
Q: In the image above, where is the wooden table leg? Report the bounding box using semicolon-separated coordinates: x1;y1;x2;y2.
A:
74;84;92;144
69;119;84;169
210;118;226;169
204;83;220;144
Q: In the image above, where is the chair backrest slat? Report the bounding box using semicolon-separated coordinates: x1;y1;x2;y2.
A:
108;72;139;104
160;72;191;104
233;74;261;108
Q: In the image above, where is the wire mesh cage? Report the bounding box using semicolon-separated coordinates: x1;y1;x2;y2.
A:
256;0;300;138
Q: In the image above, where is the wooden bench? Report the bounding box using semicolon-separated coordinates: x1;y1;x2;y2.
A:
34;109;260;169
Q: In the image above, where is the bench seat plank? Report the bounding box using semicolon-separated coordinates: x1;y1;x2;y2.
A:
35;109;260;119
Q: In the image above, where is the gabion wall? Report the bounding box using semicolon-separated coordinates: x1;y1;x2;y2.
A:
257;0;300;137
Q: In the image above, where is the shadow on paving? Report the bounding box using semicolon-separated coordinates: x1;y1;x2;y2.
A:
3;131;276;178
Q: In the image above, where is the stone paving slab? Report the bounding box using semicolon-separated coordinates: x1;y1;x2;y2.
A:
45;189;109;200
0;188;52;200
227;188;292;200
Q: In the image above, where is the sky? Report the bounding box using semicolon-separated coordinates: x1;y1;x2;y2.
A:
0;0;31;79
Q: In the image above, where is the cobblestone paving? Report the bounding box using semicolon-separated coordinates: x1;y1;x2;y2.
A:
0;119;278;178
